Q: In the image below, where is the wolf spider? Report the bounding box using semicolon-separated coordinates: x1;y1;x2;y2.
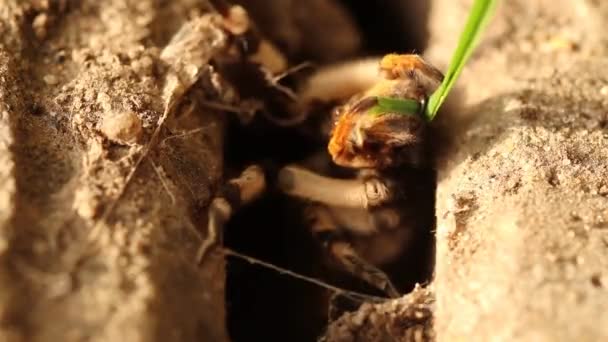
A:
197;3;443;299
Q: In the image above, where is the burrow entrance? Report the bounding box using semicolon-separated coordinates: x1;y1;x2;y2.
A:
223;1;435;341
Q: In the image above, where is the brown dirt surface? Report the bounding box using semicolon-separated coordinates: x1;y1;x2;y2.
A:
428;0;608;341
0;1;364;341
0;1;230;341
323;285;434;342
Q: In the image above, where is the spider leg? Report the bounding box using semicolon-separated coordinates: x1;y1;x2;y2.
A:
297;58;382;105
306;204;400;298
196;165;266;265
278;165;392;208
265;58;382;127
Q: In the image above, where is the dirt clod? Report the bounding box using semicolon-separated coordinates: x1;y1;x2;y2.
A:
99;111;143;145
323;285;434;342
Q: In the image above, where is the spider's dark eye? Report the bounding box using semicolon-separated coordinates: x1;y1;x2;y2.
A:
363;140;384;155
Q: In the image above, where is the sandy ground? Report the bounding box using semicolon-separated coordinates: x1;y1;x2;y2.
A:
0;1;360;341
323;285;434;341
430;0;608;341
0;1;230;341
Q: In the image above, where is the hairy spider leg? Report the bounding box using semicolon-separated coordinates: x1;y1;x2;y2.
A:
305;204;400;298
278;165;392;208
379;54;444;89
277;165;400;297
196;165;266;265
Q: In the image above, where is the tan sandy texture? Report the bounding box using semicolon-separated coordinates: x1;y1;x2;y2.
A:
0;1;362;341
0;1;230;341
323;285;434;342
427;0;608;341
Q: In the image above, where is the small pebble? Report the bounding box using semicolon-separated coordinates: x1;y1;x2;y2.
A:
99;111;143;145
43;74;58;85
32;13;48;39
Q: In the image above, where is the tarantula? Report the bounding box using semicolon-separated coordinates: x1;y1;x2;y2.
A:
197;3;443;298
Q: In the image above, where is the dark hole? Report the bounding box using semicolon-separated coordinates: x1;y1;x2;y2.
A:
224;1;434;341
340;0;430;54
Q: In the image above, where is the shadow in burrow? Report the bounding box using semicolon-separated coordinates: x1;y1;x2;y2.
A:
222;1;436;341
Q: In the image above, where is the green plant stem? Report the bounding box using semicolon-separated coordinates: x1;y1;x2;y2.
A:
426;0;498;121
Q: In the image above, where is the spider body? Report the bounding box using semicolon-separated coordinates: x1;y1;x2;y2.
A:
198;4;443;299
277;55;441;296
327;57;438;169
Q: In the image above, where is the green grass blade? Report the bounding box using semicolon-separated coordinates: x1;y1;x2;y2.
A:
425;0;498;121
368;96;421;116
